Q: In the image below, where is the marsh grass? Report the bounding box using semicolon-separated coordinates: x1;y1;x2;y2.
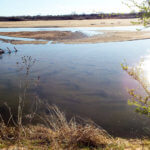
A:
0;105;115;150
0;104;150;149
40;105;113;149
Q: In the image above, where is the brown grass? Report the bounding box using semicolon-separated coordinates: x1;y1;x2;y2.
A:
61;30;150;44
1;30;150;44
0;31;86;42
41;106;112;149
0;19;139;28
0;106;113;150
0;106;150;149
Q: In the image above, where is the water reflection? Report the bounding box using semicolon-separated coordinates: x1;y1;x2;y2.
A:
1;40;150;138
141;54;150;85
122;50;150;122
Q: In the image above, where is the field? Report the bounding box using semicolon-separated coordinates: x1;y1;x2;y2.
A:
0;19;138;28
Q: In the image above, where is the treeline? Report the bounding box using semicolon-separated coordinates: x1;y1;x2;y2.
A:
0;13;141;21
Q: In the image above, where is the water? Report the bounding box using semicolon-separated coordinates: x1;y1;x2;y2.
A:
0;25;148;38
0;28;150;138
0;27;104;37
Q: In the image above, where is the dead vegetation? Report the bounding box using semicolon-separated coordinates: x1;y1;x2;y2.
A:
1;30;150;44
0;105;114;150
0;105;150;150
0;31;86;42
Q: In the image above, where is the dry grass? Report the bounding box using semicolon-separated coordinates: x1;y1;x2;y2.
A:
41;106;112;149
0;31;86;41
1;30;150;44
0;19;139;28
0;106;114;150
0;105;150;149
61;30;150;44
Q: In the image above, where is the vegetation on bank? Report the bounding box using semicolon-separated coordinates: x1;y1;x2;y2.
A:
0;105;150;150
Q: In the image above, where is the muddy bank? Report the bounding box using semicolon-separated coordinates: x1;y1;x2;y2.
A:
0;38;48;44
60;30;150;44
0;30;150;44
0;31;86;42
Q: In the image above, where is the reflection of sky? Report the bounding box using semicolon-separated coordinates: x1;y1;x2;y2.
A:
0;35;38;41
0;27;104;37
140;53;150;85
1;38;150;137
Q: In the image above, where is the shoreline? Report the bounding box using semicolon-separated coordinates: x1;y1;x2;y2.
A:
0;30;150;44
0;38;48;44
1;18;149;44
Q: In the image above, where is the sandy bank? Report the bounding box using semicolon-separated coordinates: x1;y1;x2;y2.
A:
0;19;139;28
0;31;86;42
0;30;150;44
0;38;48;44
61;30;150;44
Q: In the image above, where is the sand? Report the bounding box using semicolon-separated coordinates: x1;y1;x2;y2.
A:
0;38;48;44
0;19;139;28
0;30;150;44
61;30;150;44
0;18;149;44
0;31;86;40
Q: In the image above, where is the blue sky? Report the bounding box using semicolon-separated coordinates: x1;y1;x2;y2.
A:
0;0;131;16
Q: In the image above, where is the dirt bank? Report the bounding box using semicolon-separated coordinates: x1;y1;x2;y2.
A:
0;31;86;42
0;38;48;44
61;30;150;44
0;30;150;44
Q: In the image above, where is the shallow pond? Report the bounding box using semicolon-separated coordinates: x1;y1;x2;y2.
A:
0;27;150;138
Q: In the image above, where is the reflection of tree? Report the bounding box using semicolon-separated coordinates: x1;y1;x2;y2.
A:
121;60;150;116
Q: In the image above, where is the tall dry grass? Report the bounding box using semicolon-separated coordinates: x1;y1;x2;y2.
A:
0;105;113;149
41;105;112;149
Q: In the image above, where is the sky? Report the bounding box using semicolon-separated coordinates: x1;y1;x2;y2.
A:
0;0;132;16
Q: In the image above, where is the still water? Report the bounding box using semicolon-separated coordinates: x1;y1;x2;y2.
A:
0;29;150;138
